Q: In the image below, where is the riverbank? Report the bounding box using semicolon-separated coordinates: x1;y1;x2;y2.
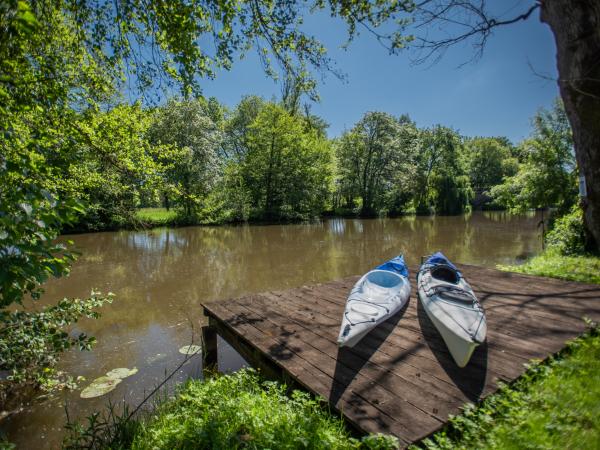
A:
134;207;386;229
63;207;517;234
499;250;600;284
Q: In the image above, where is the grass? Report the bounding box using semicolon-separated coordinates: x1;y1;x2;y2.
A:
498;250;600;284
129;369;398;449
413;325;600;450
135;208;179;227
68;369;399;450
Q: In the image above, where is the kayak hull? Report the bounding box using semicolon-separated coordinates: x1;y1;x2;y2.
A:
338;259;411;348
417;253;487;367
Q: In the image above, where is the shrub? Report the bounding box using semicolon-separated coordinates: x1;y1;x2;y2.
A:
546;205;585;255
0;292;113;403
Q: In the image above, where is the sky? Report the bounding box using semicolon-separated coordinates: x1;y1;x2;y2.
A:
198;5;558;144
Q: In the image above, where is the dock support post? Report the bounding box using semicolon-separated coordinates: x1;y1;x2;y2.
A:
201;321;218;377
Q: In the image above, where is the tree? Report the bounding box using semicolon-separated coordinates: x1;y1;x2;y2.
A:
64;104;167;230
491;100;577;212
383;117;420;215
240;103;333;220
415;126;471;215
148;98;224;218
540;1;600;251
336;112;411;216
224;96;268;159
0;1;114;398
466;137;518;192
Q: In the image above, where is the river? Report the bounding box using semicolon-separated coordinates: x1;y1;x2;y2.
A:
3;212;542;448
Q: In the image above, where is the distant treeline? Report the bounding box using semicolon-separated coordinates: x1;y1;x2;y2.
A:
60;96;577;231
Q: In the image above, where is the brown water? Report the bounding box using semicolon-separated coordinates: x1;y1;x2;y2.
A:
3;212;542;448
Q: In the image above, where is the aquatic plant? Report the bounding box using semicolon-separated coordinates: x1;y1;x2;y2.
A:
80;368;138;399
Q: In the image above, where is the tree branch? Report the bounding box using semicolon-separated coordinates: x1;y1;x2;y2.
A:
411;1;541;65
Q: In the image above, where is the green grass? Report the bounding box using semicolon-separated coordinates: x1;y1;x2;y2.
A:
499;250;600;284
135;208;179;227
413;326;600;450
125;369;398;450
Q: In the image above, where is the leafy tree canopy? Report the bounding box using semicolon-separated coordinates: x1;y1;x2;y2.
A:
491;100;577;212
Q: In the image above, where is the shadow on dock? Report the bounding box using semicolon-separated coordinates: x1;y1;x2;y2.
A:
417;299;488;401
330;302;409;407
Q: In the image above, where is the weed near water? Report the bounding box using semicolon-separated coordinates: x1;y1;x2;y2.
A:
128;369;398;449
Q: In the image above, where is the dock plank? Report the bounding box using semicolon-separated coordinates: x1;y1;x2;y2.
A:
202;264;600;447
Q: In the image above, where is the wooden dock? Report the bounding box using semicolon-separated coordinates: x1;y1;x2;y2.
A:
201;264;600;447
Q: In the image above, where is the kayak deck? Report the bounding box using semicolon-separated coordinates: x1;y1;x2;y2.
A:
202;263;600;447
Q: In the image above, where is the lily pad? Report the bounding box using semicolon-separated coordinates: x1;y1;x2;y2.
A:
80;367;138;399
80;376;122;399
178;345;202;355
106;367;138;379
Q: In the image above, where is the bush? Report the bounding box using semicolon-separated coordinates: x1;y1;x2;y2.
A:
0;292;113;403
546;205;585;255
130;369;400;449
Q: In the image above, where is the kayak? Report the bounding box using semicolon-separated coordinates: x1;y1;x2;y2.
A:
417;252;487;367
337;255;411;348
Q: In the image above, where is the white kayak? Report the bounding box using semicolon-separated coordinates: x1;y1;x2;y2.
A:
417;252;486;368
337;255;411;348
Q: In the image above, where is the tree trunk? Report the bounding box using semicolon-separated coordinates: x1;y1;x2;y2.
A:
541;1;600;252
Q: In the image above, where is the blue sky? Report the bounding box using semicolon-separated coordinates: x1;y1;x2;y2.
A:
199;7;558;144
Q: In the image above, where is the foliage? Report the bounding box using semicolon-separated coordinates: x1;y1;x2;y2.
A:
0;0;113;399
545;205;586;256
499;250;600;285
64;104;168;231
238;103;333;221
0;173;79;307
336;112;416;216
413;325;600;450
68;369;399;450
147;98;224;219
465;137;517;192
415;126;471;215
64;402;140;450
223;95;268;160
0;292;113;395
491;100;577;212
54;0;416;99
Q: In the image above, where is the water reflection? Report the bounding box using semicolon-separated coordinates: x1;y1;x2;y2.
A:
3;212;542;448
